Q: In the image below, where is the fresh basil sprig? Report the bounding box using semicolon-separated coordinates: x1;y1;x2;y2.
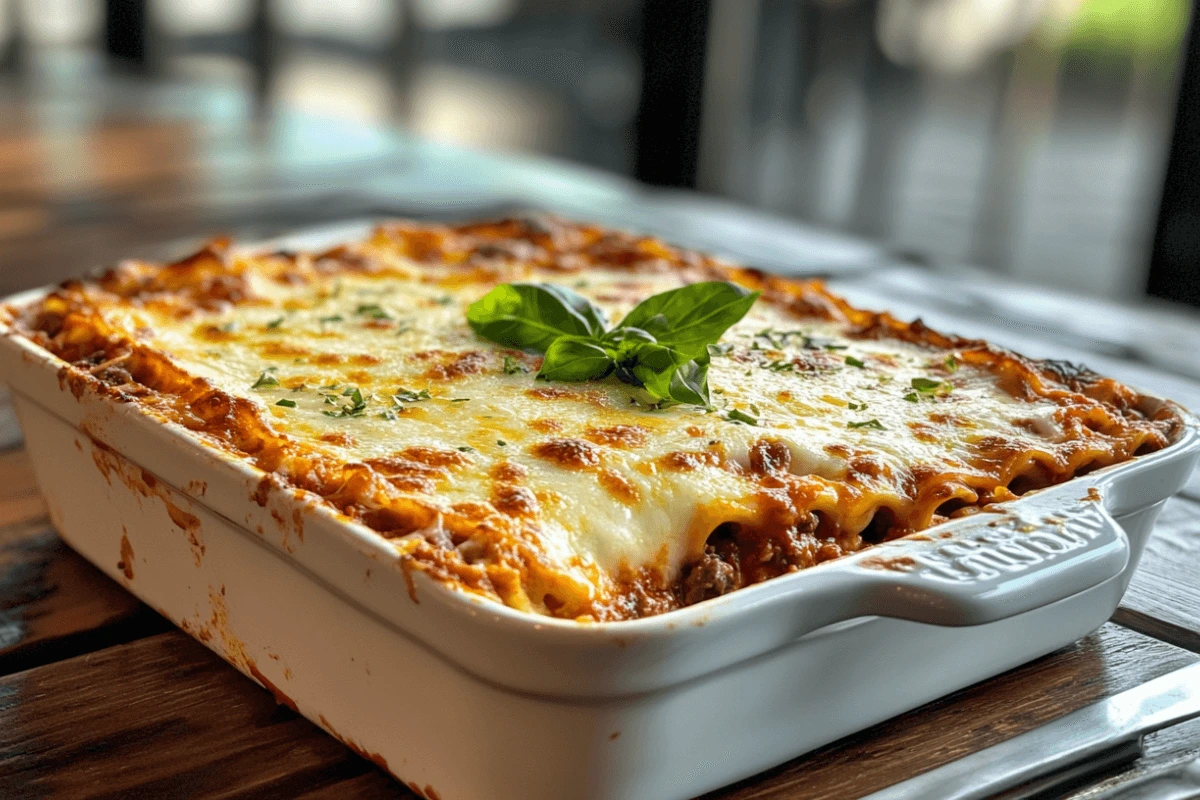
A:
467;281;759;406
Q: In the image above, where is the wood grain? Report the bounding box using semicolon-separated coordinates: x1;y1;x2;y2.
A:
706;624;1197;799
0;624;1189;800
1114;495;1200;653
0;517;168;676
0;448;45;529
0;631;409;800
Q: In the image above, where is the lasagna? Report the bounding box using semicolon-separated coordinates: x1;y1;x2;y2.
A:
4;217;1181;621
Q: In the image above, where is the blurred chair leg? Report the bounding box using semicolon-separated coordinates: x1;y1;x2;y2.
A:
249;0;274;118
1148;8;1200;306
104;0;148;68
0;0;23;74
633;0;711;188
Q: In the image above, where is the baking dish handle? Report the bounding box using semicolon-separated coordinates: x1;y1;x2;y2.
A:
837;488;1129;627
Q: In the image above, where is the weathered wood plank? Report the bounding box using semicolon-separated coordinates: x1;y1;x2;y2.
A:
707;624;1197;799
0;388;21;451
0;631;410;800
0;449;45;529
0;518;168;675
1114;495;1200;653
0;624;1191;799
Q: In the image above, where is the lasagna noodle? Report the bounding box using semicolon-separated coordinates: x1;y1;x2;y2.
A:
6;217;1180;621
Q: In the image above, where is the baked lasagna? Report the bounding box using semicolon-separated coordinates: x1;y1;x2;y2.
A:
4;218;1181;621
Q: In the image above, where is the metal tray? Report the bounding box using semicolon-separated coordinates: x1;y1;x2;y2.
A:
2;224;1197;800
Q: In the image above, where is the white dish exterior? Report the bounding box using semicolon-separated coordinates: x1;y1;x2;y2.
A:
2;225;1197;800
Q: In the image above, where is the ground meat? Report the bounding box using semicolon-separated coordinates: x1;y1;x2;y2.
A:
681;546;738;606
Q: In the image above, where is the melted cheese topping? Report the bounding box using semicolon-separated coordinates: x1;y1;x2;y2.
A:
8;218;1179;620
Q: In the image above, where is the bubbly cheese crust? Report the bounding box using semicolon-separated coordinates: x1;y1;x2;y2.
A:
7;218;1181;620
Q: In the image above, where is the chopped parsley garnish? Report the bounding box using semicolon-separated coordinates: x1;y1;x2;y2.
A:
449;398;471;403
379;410;398;421
266;316;285;330
765;360;796;372
945;354;959;372
435;296;454;306
725;409;758;425
355;303;392;320
275;398;296;408
251;371;279;389
322;387;368;417
456;445;475;452
909;377;953;400
847;401;868;411
844;356;866;368
319;315;344;325
503;355;528;375
754;328;808;349
497;439;508;446
848;419;885;430
393;388;431;404
822;343;848;351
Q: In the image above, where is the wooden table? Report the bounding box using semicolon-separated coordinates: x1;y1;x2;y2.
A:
2;68;1200;800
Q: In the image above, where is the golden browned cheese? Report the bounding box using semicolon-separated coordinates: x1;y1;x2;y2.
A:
6;217;1182;621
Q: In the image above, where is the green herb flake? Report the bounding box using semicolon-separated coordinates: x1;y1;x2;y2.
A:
725;409;758;426
393;389;431;404
275;398;297;408
355;303;392;320
497;439;508;447
848;419;885;430
251;371;280;389
945;354;959;372
503;355;528;375
904;392;919;403
322;387;369;417
266;316;285;330
847;401;868;411
435;296;454;306
911;376;952;397
379;410;398;421
456;445;475;452
765;359;796;372
844;356;866;368
319;315;344;325
449;398;471;403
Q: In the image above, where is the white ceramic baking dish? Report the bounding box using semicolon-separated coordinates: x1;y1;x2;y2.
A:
2;226;1197;800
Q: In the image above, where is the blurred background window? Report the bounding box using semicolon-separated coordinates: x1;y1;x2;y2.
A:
0;0;1194;305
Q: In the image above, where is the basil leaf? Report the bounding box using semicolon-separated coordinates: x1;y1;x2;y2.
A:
667;356;711;406
537;336;614;382
468;283;607;350
616;281;759;359
629;344;711;405
603;326;657;359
